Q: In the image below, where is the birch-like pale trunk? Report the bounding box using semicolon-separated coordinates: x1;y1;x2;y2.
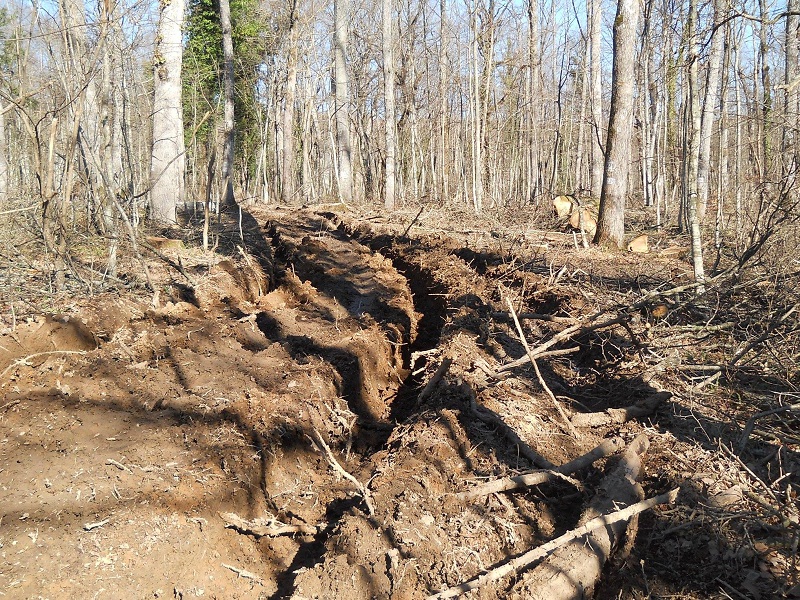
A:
219;0;235;207
334;0;353;204
588;0;604;197
438;0;448;202
281;2;299;204
383;0;396;210
0;102;8;203
526;0;540;204
697;0;726;222
685;0;706;289
595;0;639;249
150;0;186;224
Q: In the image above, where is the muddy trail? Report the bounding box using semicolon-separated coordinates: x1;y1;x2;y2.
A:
1;206;795;599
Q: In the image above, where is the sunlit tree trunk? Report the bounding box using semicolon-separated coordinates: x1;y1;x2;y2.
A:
595;0;639;249
281;1;299;204
334;0;353;204
150;0;186;224
383;0;396;210
784;0;800;181
685;0;706;289
697;0;725;222
588;0;603;197
219;0;235;207
0;103;8;203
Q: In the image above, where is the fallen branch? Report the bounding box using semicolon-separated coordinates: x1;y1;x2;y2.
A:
309;428;375;516
220;511;324;537
428;487;680;599
497;314;629;373
570;391;672;427
455;437;624;501
737;402;800;454
415;357;452;407
506;297;577;437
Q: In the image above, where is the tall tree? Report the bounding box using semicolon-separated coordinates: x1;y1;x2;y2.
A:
334;0;353;204
594;0;639;248
383;0;396;210
588;0;603;197
150;0;187;224
219;0;235;207
281;1;299;204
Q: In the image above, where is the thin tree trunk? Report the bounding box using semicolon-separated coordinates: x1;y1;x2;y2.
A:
281;1;299;204
220;0;235;207
588;0;603;197
383;0;397;210
334;0;353;204
685;0;706;289
0;102;8;203
697;0;726;222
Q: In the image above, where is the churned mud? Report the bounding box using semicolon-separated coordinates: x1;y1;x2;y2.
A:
1;205;796;599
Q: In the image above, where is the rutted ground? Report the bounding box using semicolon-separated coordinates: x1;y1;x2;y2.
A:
0;206;795;599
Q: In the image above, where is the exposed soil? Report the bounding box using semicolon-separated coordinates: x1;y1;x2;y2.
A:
1;205;797;599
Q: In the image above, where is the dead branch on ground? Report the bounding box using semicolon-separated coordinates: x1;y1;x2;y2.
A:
506;297;577;437
220;512;324;537
309;427;375;516
455;436;624;501
571;391;672;427
428;486;679;598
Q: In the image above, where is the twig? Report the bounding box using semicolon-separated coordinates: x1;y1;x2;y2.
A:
309;428;375;516
416;357;452;406
506;297;577;437
737;403;800;454
463;381;554;469
105;458;133;474
220;512;323;537
427;488;680;599
83;518;110;531
497;314;628;373
455;437;624;501
402;206;425;237
222;563;264;585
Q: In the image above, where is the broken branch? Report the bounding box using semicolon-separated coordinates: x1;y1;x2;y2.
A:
455;437;624;501
429;487;680;599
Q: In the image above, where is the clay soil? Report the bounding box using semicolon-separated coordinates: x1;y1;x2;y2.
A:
1;204;798;599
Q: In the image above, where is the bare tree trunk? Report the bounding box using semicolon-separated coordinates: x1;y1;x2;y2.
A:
685;0;706;289
526;0;540;204
759;0;772;178
383;0;397;210
150;0;186;224
0;102;8;203
588;0;603;197
281;1;299;204
220;0;235;208
594;0;639;249
697;0;726;222
438;0;448;202
334;0;353;204
784;0;800;182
